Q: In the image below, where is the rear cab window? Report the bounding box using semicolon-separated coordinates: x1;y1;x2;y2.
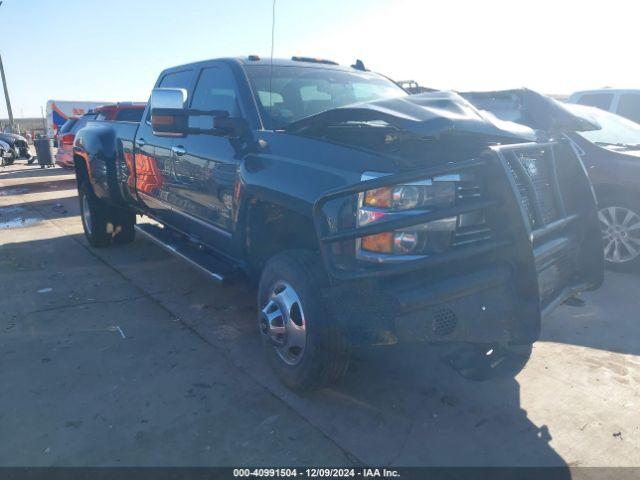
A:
71;114;97;134
145;69;194;123
58;119;78;134
115;108;144;122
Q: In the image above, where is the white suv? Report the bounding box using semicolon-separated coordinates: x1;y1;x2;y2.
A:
568;89;640;124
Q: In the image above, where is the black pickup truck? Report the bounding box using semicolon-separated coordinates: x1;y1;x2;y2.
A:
73;56;603;390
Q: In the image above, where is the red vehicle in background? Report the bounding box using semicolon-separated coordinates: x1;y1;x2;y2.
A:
55;102;145;169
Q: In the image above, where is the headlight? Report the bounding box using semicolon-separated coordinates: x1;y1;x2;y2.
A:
362;180;456;211
357;173;460;258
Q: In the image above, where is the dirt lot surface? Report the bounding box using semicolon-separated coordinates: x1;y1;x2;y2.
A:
1;161;639;468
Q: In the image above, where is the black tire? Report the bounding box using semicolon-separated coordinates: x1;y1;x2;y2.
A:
79;181;112;248
258;250;350;391
78;181;136;248
597;195;640;272
441;342;533;381
113;208;136;245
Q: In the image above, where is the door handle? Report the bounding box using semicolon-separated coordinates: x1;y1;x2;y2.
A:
136;138;146;147
172;145;187;156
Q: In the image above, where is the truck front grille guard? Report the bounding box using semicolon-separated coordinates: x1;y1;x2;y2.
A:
491;142;580;243
312;157;511;281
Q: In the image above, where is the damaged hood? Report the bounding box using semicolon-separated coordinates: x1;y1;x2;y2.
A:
286;91;538;142
461;88;600;134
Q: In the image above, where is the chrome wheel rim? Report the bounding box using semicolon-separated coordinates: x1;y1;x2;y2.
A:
259;281;307;366
81;193;92;236
599;206;640;264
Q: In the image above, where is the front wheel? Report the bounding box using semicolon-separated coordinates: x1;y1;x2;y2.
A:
598;198;640;271
258;251;350;391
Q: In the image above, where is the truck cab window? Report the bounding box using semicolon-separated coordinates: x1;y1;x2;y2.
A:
159;69;193;89
190;66;240;129
146;69;193;123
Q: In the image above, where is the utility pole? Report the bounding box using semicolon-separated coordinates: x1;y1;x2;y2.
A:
0;2;14;133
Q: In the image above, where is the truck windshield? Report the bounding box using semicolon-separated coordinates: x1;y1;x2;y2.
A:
568;103;640;149
244;65;407;130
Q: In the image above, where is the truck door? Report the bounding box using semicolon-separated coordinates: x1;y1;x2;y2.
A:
134;68;194;223
168;64;241;253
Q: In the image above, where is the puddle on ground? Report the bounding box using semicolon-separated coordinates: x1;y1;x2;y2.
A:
0;205;42;229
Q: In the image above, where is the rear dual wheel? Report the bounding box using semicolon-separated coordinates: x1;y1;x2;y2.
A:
79;181;136;248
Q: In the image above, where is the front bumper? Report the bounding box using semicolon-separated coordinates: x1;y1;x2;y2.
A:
316;141;604;346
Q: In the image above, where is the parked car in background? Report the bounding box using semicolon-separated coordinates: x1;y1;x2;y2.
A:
569;89;640;124
563;104;640;270
54;117;79;147
55;112;97;169
462;89;640;270
72;57;602;390
0;133;32;164
93;102;146;122
56;103;145;169
0;139;14;166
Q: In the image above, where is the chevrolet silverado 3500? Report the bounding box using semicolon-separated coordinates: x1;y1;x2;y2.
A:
73;57;603;390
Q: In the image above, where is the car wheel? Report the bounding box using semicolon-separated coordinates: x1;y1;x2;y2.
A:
79;182;112;248
441;342;533;381
258;250;350;391
598;198;640;271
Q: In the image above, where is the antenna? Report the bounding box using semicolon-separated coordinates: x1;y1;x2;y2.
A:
269;0;277;130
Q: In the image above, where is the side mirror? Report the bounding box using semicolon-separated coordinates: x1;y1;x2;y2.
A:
150;87;247;138
150;88;188;136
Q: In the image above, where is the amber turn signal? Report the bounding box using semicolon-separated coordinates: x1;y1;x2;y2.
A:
363;187;392;208
361;232;394;253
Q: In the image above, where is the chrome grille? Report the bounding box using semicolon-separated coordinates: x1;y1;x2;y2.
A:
507;147;561;229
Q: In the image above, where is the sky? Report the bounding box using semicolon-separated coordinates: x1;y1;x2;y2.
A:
2;0;638;118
